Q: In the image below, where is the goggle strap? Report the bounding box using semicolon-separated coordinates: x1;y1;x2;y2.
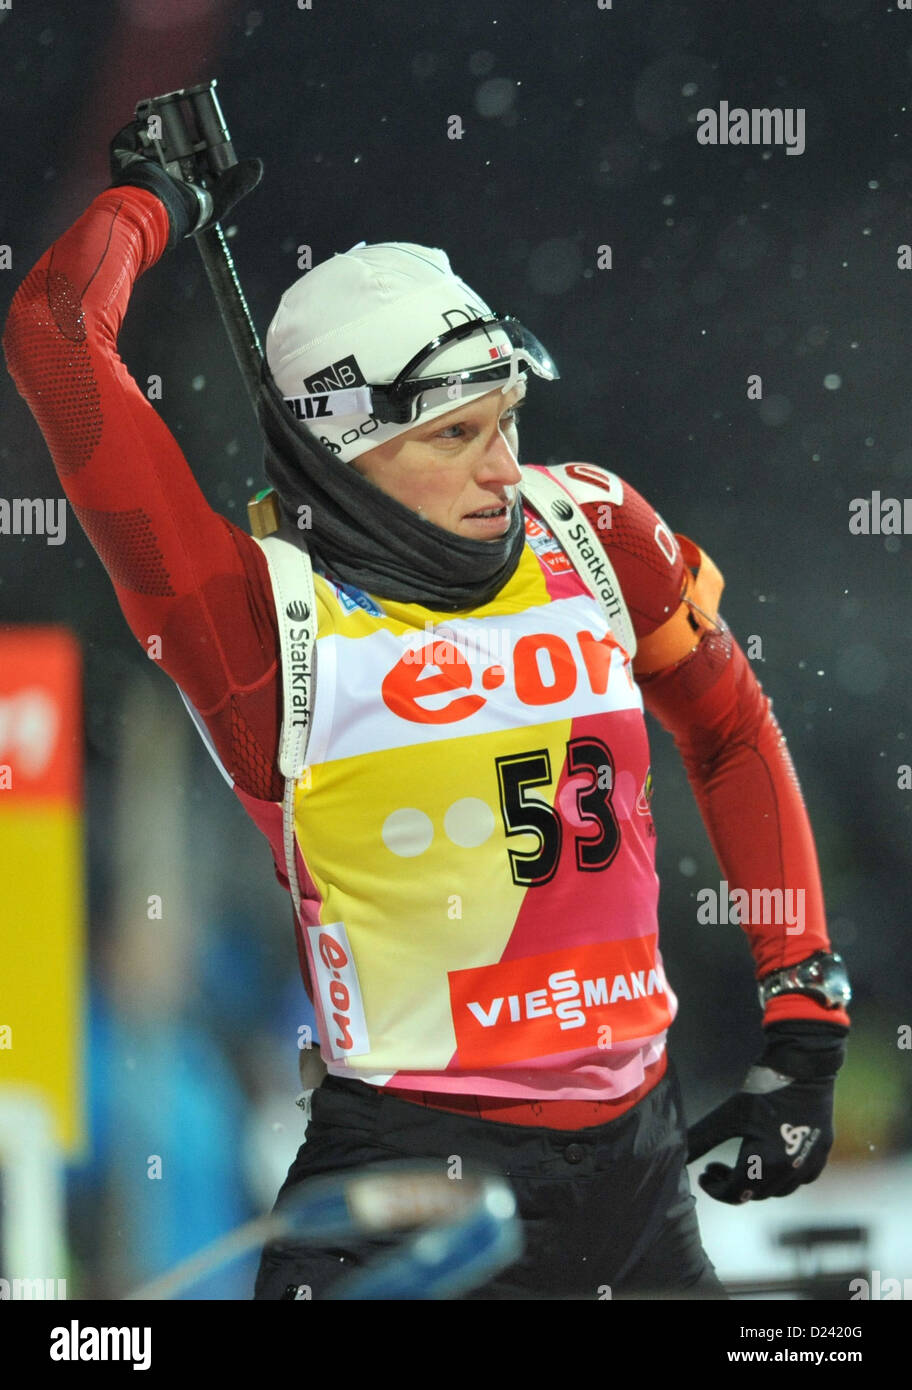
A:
283;386;374;418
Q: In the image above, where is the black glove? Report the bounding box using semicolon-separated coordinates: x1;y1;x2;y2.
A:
109;119;263;250
686;1020;848;1205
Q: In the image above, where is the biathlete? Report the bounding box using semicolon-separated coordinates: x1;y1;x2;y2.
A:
2;121;851;1300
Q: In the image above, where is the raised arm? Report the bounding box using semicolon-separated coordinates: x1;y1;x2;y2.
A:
3;184;283;802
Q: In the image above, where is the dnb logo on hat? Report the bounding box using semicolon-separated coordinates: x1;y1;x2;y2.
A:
302;355;367;394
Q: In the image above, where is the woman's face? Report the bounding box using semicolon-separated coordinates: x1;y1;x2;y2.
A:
351;380;527;539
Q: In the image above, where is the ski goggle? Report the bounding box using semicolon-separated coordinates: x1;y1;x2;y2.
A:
368;314;559;425
280;314;559;427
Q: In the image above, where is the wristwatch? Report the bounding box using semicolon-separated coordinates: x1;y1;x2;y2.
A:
758;951;852;1011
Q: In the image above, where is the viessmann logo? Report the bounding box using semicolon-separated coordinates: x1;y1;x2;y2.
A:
449;937;672;1069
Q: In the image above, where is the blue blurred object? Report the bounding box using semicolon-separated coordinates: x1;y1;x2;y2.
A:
72;985;256;1299
125;1161;521;1300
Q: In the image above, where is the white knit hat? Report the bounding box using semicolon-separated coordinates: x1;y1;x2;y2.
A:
265;242;526;462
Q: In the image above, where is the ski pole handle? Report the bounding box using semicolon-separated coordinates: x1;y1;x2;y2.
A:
133;79;264;413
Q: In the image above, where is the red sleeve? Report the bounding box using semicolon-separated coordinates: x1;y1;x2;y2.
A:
2;185;283;803
570;465;849;1029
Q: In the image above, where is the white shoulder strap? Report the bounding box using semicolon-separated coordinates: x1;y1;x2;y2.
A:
253;532;318;926
252;532;317;779
519;467;637;659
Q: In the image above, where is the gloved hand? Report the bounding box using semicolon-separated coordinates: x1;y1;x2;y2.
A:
109;118;263;250
686;1020;848;1204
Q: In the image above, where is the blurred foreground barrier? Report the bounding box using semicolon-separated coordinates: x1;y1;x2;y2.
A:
127;1161;522;1300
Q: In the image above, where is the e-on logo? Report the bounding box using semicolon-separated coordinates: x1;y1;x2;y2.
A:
382;627;633;725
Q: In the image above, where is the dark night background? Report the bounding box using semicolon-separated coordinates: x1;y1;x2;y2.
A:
0;0;910;1299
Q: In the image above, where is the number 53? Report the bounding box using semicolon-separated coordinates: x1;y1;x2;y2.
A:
495;737;620;887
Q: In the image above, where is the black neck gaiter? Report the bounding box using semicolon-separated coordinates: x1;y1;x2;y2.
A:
256;363;526;612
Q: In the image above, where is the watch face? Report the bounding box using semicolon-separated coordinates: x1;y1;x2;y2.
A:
760;954;850;1009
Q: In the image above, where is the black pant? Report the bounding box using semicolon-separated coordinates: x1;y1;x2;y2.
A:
253;1062;727;1301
